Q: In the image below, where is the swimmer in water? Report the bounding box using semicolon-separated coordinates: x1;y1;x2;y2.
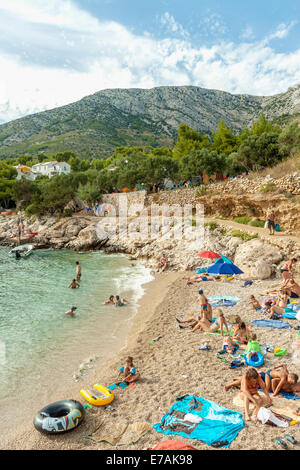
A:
65;306;77;317
68;279;80;289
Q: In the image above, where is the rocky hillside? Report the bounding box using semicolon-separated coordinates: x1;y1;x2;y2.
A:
0;84;300;159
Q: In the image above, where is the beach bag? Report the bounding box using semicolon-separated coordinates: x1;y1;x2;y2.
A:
275;224;280;232
264;220;269;229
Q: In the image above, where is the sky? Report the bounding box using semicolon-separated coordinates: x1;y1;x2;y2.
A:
0;0;299;124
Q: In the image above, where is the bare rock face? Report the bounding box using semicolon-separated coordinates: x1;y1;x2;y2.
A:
1;84;300;159
234;239;283;280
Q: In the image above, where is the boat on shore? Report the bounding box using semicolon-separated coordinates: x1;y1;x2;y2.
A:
9;244;35;258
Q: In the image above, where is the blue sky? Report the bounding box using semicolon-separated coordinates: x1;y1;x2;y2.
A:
0;0;299;123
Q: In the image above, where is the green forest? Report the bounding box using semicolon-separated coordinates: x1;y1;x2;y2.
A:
0;115;299;216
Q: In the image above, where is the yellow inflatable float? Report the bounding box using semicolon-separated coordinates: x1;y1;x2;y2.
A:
80;384;114;406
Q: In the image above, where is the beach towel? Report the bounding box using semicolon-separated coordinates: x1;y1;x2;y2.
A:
209;296;240;302
153;395;244;448
148;440;198;451
279;392;300;401
211;301;236;308
108;382;135;390
252;319;291;329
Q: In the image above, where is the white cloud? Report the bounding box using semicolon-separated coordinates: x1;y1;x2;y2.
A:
160;12;189;38
0;1;299;123
241;26;255;41
263;21;297;44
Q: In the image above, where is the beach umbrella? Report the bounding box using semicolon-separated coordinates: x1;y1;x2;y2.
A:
207;261;243;275
197;251;221;259
220;254;233;264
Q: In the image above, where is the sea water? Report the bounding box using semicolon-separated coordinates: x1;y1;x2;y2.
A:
0;247;153;437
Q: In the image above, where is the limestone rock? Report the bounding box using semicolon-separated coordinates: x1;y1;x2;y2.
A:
234;239;283;280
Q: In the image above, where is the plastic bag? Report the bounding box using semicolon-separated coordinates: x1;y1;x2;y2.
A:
257;407;288;427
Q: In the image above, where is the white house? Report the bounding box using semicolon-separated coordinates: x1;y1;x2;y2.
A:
31;161;71;178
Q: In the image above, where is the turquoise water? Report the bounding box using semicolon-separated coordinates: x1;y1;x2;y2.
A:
0;247;152;432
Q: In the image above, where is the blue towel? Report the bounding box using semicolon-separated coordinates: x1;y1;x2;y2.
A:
108;382;128;390
279;391;300;400
252;319;291;329
153;395;244;448
211;301;236;308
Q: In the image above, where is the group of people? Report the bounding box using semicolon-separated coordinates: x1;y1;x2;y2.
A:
103;295;129;307
65;261;82;316
225;365;299;422
176;258;300;423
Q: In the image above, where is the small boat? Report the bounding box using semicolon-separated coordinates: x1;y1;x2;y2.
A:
9;244;35;258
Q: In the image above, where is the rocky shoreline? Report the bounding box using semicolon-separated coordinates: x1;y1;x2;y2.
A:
1;211;299;280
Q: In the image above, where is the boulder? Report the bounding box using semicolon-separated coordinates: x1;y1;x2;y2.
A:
234;239;283;280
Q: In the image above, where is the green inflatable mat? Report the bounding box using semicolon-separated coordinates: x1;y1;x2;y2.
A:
244;340;262;354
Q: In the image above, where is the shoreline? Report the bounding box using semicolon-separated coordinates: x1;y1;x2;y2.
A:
1;270;181;449
3;271;300;450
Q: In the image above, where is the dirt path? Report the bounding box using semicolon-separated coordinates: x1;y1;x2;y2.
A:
205;217;300;247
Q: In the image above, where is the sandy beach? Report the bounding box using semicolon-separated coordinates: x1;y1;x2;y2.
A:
2;271;300;450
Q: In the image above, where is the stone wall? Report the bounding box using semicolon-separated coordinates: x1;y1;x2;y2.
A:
101;190;147;216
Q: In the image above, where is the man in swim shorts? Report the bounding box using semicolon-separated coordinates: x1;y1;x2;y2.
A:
266;209;275;235
76;261;82;281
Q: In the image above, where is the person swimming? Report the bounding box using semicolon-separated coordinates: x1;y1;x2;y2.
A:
65;306;77;317
115;296;129;307
103;295;115;305
68;279;80;289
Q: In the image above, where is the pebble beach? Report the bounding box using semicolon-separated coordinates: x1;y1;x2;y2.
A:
2;271;300;451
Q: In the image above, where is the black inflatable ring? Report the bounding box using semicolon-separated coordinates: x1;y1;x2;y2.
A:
33;399;85;434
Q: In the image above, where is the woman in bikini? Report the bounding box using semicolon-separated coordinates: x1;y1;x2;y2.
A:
232;321;250;349
209;308;229;336
240;368;272;422
225;368;272;422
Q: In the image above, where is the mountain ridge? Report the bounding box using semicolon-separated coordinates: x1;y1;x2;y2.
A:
0;84;299;159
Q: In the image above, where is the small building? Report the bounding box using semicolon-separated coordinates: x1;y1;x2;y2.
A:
31;161;71;178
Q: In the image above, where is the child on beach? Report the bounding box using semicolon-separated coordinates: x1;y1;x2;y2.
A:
232;321;250;349
117;356;140;383
222;336;237;353
225;368;272;422
248;295;260;312
197;289;209;316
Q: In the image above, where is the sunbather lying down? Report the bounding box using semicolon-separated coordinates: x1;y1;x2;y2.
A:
185;273;221;286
